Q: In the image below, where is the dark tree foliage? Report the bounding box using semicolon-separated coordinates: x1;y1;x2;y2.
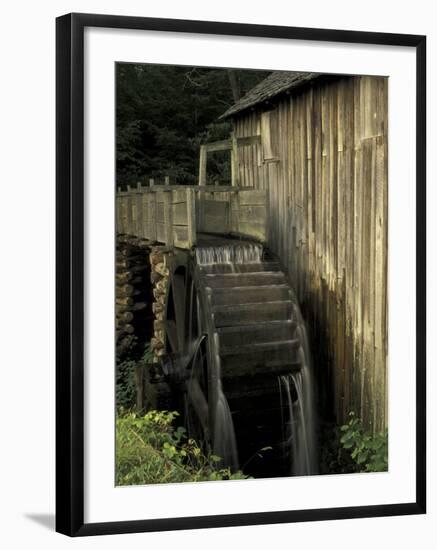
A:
116;64;270;187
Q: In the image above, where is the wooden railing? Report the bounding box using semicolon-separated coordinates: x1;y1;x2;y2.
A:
116;184;268;249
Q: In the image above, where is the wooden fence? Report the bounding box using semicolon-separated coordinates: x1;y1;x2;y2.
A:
116;184;269;249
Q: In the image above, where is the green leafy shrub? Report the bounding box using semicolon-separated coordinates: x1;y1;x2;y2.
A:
116;410;249;485
116;359;137;410
319;422;359;475
116;334;138;362
340;412;388;472
116;344;154;410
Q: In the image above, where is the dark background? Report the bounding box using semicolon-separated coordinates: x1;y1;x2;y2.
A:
116;63;269;187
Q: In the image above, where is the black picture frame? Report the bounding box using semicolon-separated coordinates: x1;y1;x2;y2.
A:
56;12;426;537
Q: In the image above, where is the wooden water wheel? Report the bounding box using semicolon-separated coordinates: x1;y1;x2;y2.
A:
160;242;311;477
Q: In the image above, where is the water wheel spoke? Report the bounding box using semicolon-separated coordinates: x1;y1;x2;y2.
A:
187;282;198;343
172;275;186;348
166;319;179;352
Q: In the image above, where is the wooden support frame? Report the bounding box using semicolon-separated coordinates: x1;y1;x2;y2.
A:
198;144;208;186
231;132;239;186
198;135;262;187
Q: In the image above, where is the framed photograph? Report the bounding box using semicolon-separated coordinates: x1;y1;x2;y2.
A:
56;13;426;536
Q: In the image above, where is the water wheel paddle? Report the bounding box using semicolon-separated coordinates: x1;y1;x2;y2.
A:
159;241;315;477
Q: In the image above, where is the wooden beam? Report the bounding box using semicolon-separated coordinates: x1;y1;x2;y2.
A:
237;135;261;147
121;184;255;193
135;190;143;237
116;196;122;233
203;139;232;153
198;145;207;186
163;191;173;246
231;132;239;186
135;366;145;411
126;193;133;235
148;193;157;242
141;193;149;240
186;188;196;248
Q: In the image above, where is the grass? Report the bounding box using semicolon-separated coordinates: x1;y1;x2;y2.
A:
116;409;249;485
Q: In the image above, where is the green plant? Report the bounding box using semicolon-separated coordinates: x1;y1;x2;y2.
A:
319;422;359;474
116;343;155;410
116;333;138;362
340;412;388;473
116;358;137;410
116;410;249;485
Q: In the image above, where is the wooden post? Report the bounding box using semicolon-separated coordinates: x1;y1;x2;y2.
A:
126;192;133;235
197;189;204;232
141;194;149;240
199;145;207;186
148;193;157;242
135;365;144;410
135;190;143;238
164;191;173;246
186;188;197;248
131;188;138;236
120;196;126;234
230;191;240;235
231;132;239;187
116;196;122;233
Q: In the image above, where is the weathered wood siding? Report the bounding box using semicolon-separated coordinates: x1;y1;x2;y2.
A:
233;76;388;432
116;187;198;249
116;186;269;248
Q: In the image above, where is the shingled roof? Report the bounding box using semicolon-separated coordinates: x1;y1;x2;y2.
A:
220;71;320;119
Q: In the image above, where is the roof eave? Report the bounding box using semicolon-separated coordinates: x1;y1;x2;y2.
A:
219;73;323;120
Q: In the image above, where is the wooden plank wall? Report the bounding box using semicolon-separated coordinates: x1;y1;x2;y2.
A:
116;187;268;249
230;190;268;243
234;76;388;432
117;188;197;249
198;191;231;235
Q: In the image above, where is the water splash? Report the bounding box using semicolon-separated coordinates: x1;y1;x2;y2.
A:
195;243;263;267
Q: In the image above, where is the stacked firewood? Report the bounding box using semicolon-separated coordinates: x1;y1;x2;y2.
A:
115;236;152;357
149;247;172;362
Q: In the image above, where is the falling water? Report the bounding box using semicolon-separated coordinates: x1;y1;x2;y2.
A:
278;311;317;476
213;378;239;472
195;242;263;268
193;241;317;476
195;244;263;472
